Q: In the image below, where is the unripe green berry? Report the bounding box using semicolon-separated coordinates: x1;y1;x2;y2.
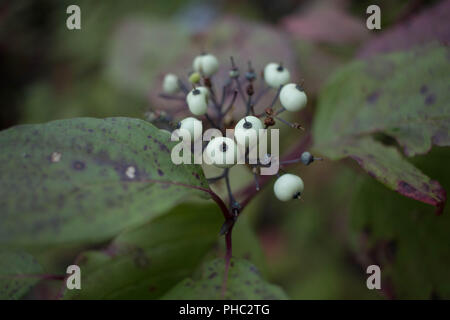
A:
186;88;208;116
279;83;307;112
162;74;180;94
193;53;219;77
274;173;304;201
189;72;201;84
205;137;241;168
178;117;203;141
234;116;263;148
264;63;290;88
229;68;239;78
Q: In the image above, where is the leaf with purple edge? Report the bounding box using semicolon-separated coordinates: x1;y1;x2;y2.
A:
313;44;449;213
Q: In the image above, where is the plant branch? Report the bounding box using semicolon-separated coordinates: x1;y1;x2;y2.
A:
237;132;312;211
222;90;238;116
221;227;233;298
158;93;185;101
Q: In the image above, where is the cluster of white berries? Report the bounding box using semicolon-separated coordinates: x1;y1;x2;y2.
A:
160;53;317;204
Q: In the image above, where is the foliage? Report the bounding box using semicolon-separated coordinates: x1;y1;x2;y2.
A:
350;148;450;299
65;203;222;299
0;117;210;248
162;258;288;300
313;44;448;213
0;0;449;300
0;251;43;299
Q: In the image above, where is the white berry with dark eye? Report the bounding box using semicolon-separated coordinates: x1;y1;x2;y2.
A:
193;53;219;77
279;83;307;112
162;74;180;94
234;116;263;148
273;173;304;201
186;88;208;116
205;137;240;168
196;86;210;98
264;62;290;88
178;117;202;141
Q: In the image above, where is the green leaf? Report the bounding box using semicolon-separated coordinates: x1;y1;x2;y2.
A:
312;44;449;212
162;258;288;300
107;18;190;96
0;117;211;248
65;202;222;299
0;251;43;299
350;147;450;299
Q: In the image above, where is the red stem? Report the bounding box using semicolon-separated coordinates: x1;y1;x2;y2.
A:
221;227;233;298
238;132;312;210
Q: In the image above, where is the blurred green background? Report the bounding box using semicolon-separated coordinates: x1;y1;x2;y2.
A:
1;0;449;299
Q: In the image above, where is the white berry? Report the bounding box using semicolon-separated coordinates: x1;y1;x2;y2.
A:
196;86;210;98
162;73;180;94
193;53;219;77
179;117;203;141
264;63;290;88
186;88;208;116
279;83;307;112
234;116;263;148
205;137;240;168
273;173;304;201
